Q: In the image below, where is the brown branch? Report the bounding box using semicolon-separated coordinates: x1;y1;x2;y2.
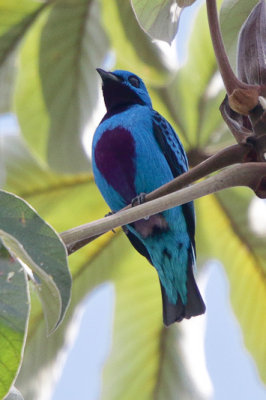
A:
61;143;253;254
61;163;266;254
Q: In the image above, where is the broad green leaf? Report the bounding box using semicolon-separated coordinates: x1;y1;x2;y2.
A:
4;386;24;400
220;0;258;71
0;0;46;67
102;245;200;400
101;0;170;84
0;244;29;400
0;190;71;333
15;0;108;173
130;0;182;44
0;0;47;112
14;10;50;167
0;53;17;113
196;191;266;383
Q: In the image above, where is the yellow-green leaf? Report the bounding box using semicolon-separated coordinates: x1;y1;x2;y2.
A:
15;0;108;173
101;0;170;85
0;190;71;334
0;245;29;400
196;191;266;382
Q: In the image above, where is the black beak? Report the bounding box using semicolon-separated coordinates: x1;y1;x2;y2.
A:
96;68;120;83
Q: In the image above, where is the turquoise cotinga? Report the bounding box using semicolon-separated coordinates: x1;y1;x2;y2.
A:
92;69;205;325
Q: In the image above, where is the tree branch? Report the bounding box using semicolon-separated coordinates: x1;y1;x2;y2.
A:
61;143;251;254
61;162;266;254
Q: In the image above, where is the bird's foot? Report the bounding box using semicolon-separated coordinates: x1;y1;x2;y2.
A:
104;210;116;233
131;193;149;220
131;193;146;207
104;210;115;218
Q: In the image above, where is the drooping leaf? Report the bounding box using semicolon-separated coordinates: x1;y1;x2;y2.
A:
0;190;71;333
130;0;182;44
220;0;258;71
196;191;266;383
0;244;29;400
15;0;108;173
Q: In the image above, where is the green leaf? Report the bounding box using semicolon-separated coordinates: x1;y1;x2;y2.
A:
196;191;266;383
0;0;46;67
101;240;200;400
130;0;182;44
220;0;258;71
101;0;170;84
0;245;29;400
0;0;47;112
15;0;108;173
0;190;71;333
0;132;6;187
0;53;17;113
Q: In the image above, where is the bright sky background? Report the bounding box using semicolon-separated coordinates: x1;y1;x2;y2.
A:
51;2;266;400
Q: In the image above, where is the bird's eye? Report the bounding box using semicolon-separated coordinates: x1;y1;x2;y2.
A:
128;75;140;88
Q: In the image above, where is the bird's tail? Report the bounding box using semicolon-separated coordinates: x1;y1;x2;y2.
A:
160;262;206;326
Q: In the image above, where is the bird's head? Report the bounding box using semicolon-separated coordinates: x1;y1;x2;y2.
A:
96;69;152;112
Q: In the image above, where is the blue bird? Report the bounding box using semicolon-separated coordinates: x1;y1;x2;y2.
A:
92;69;205;325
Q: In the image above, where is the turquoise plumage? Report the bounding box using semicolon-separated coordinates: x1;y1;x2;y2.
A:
92;69;205;325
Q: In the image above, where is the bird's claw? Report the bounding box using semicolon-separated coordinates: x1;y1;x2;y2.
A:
131;193;149;220
104;210;116;233
131;193;146;207
104;210;115;218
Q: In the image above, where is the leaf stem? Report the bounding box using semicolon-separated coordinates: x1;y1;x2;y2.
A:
206;0;254;94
